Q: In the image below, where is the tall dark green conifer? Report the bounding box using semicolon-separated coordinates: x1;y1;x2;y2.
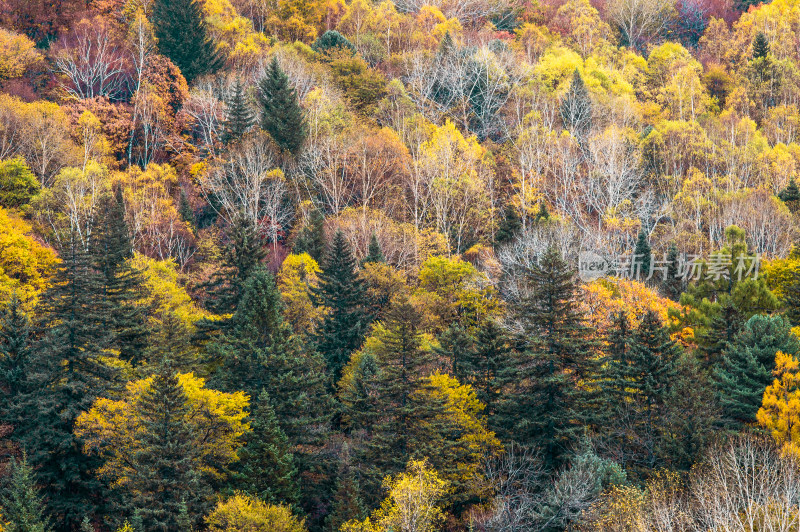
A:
127;361;209;530
753;32;770;60
17;234;115;530
434;323;474;382
661;242;683;301
714;314;800;430
326;446;365;532
465;319;511;420
234;390;299;507
313;231;373;382
257;57;307;154
498;245;598;469
152;0;223;83
293;208;326;262
633;228;652;282
0;453;51;532
222;78;254;145
697;299;742;372
0;296;32;415
361;234;385;266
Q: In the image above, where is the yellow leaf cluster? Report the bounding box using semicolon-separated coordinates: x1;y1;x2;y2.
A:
758;351;800;457
206;493;307;531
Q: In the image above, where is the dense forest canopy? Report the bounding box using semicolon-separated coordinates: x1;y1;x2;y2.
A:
2;0;800;530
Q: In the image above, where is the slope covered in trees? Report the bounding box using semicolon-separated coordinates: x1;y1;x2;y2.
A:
2;0;800;530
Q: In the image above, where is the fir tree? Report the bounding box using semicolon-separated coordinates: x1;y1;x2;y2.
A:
257;57;307;154
0;296;32;413
311;30;356;55
0;453;51;532
661;242;683;301
633;228;652;282
468;319;512;420
560;69;592;142
785;265;800;326
144;309;196;373
326;445;366;532
696;299;742;372
93;188;148;366
234;390;299;507
178;188;196;229
222;78;254;145
152;0;223;83
495;204;521;245
599;311;633;425
17;234;115;530
313;231;373;382
293;208;326;263
361;234;385;266
753;31;770;60
714;314;800;430
498;244;598;469
127;361;209;530
434;323;474;382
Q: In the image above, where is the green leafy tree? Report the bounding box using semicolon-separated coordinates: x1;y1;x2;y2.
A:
0;157;38;208
152;0;223;83
313;231;373;382
257;57;307;154
222;78;254;145
0;453;51;532
714;314;800;430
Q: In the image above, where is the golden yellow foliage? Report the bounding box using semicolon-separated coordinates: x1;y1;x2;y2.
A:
75;372;249;485
580;278;681;335
277;252;323;335
206;493;307;531
758;351;800;457
0;28;41;80
0;206;58;312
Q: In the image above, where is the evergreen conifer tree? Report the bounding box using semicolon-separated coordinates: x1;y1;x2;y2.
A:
17;234;115;529
467;319;512;420
494;204;521;245
498;245;598;469
753;31;770;60
714;314;800;429
434;323;474;382
234;390;299;507
152;0;223;83
178;188;195;229
313;231;373;382
661;242;683;301
222;78;254;145
326;446;366;532
293;208;326;262
560;69;592;142
599;311;633;422
361;234;385;266
128;361;209;530
257;57;307;154
311;30;356;55
0;453;51;532
633;228;652;282
0;296;32;414
697;299;742;372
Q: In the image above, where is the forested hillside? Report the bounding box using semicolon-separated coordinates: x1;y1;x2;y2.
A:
2;0;800;530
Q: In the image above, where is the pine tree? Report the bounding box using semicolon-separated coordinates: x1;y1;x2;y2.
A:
326;446;365;532
696;299;742;372
494;204;521;245
599;311;633;424
178;188;196;229
661;242;683;301
234;390;299;507
311;30;356;55
0;453;51;532
151;0;223;83
293;208;326;262
498;245;599;469
257;57;307;154
714;314;800;430
753;31;770;60
785;265;800;326
313;231;373;382
93;188;148;366
222;78;254;145
468;319;512;421
0;296;32;413
361;234;385;266
434;323;474;382
128;361;209;530
363;298;435;496
144;309;196;373
633;228;651;282
17;234;115;530
560;69;592;142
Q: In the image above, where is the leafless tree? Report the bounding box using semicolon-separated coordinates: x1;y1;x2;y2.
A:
607;0;675;51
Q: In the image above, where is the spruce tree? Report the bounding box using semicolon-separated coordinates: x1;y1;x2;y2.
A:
178;188;195;228
560;69;592;142
313;231;373;382
293;208;326;263
661;242;683;301
599;311;633;425
144;309;196;373
495;204;521;245
0;453;51;532
93;188;147;366
465;319;511;420
222;78;254;145
753;31;770;60
128;361;209;530
257;57;307;154
434;323;474;382
498;244;598;469
17;233;115;530
0;296;32;413
326;446;366;532
633;228;651;282
152;0;223;83
784;265;800;326
696;299;742;372
361;234;385;266
311;30;356;55
714;314;800;429
234;390;299;507
779;178;800;214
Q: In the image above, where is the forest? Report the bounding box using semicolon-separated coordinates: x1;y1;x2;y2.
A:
2;0;800;529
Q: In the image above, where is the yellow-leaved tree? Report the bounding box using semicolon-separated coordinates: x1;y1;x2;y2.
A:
75;372;250;485
206;493;307;532
342;459;449;532
277;252;323;335
757;351;800;456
